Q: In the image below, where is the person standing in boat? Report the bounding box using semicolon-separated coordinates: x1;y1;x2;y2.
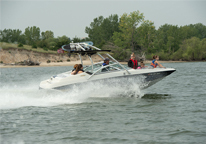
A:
128;53;138;69
150;55;165;68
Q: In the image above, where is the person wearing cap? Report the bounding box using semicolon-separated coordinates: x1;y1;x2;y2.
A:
102;58;110;66
128;53;138;69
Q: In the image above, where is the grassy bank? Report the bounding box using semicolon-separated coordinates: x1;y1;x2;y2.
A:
0;42;57;54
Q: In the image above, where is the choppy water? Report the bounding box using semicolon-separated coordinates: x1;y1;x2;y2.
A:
0;62;206;144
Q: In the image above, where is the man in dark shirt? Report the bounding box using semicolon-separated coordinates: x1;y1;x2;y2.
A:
102;58;110;72
102;58;109;66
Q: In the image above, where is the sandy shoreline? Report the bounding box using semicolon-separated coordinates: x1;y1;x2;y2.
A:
0;60;98;68
0;60;187;68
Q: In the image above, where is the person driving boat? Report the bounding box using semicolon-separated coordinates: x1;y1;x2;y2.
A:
102;58;110;66
39;42;176;90
102;58;110;72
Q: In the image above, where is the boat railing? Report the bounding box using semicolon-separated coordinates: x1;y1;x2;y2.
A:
89;45;130;74
87;63;126;80
106;53;130;75
62;42;131;76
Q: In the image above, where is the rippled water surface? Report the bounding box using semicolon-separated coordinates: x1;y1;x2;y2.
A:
0;62;206;143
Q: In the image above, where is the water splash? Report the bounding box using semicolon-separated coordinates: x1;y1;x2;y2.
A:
0;76;146;109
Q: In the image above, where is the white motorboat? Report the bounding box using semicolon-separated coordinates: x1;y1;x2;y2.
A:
39;42;176;90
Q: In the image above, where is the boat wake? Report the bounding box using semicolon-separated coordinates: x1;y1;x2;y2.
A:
0;76;146;109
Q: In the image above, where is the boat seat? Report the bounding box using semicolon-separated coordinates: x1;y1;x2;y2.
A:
86;71;93;75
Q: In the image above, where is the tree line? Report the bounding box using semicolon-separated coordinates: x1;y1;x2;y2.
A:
1;10;206;61
85;11;206;61
0;26;89;51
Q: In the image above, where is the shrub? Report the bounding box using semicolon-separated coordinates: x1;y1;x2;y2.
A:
0;61;3;63
170;49;183;61
157;51;170;61
59;60;63;62
18;43;23;47
47;60;51;63
9;51;11;53
67;59;70;62
145;53;154;60
32;44;37;48
146;52;170;61
57;60;59;62
43;47;48;51
37;40;49;48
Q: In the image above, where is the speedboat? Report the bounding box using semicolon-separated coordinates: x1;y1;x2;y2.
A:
39;42;176;90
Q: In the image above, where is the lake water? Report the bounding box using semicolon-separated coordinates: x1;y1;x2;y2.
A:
0;62;206;143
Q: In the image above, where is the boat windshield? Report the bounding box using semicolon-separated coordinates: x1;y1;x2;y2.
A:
84;62;129;74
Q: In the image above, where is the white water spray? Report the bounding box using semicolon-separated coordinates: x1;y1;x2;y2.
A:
0;76;146;109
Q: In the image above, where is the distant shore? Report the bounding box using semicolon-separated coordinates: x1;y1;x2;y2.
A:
0;60;188;68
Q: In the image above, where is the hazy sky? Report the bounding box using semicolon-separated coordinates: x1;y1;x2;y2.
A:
1;0;206;39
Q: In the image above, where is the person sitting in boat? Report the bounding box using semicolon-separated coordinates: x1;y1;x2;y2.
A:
140;61;147;69
128;53;138;69
79;64;84;72
102;58;110;66
102;58;110;72
72;64;78;72
71;64;84;75
150;55;165;68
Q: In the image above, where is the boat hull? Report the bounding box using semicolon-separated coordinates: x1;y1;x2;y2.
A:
39;69;175;90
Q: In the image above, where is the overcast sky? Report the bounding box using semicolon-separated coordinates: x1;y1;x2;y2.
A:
1;0;206;39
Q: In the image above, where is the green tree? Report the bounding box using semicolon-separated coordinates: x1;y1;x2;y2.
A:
72;36;81;43
101;14;120;41
138;20;156;52
10;29;23;43
0;29;13;42
152;30;165;53
0;29;26;44
200;38;206;60
193;23;206;39
47;37;58;49
113;10;144;52
178;24;206;40
173;37;202;61
153;24;181;54
24;26;40;45
166;36;175;54
85;16;104;45
53;35;70;51
41;30;54;40
37;30;55;49
85;14;119;47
